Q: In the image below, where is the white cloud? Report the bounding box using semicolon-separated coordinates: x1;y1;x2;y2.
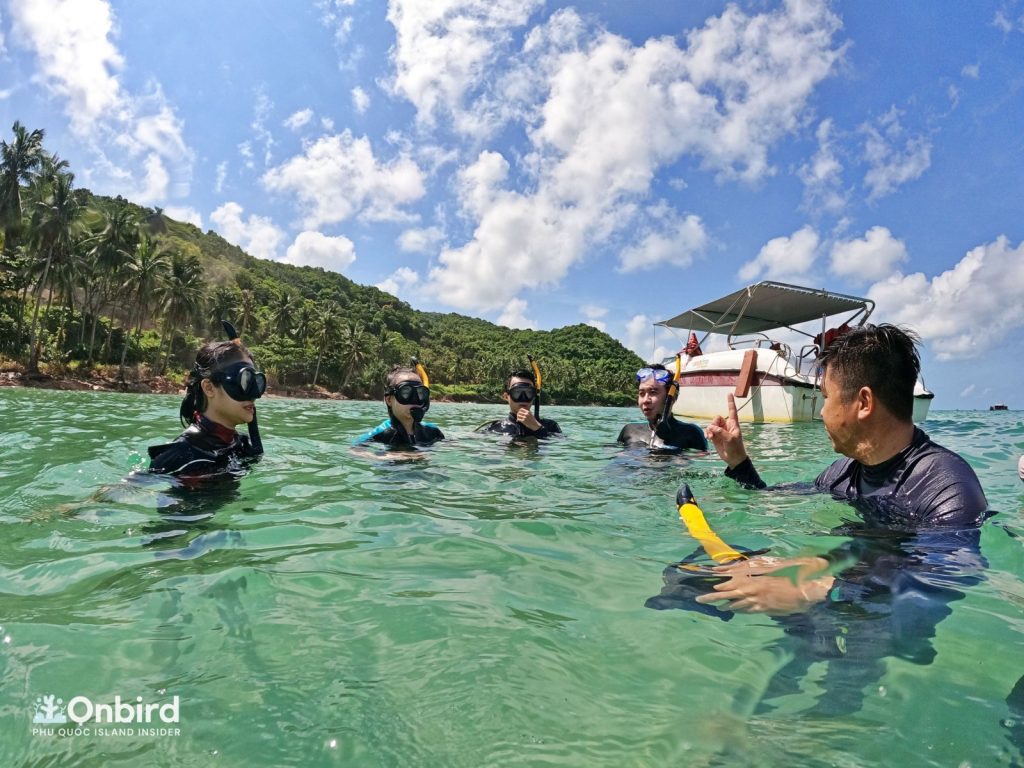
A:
352;86;370;114
961;63;980;79
867;236;1024;360
618;207;708;272
497;298;536;329
163;205;203;229
424;1;843;311
861;108;931;200
210;202;286;262
993;10;1014;33
386;0;544;129
799;118;846;213
398;225;444;253
284;108;314;130
624;313;670;363
282;230;356;273
262;131;426;228
239;141;254;169
215;161;228;194
250;89;275;167
321;116;335;131
376;266;420;298
829;226;907;283
9;0;193;202
959;383;976;398
739;225;820;283
581;304;607;331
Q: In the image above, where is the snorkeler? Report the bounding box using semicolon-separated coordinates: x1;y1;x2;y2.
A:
148;326;266;478
699;324;989;616
617;361;706;451
353;361;444;449
476;362;561;439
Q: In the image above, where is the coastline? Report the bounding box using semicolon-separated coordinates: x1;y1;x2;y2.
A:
0;370;345;400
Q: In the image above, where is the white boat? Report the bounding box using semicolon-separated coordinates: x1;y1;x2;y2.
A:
656;281;934;424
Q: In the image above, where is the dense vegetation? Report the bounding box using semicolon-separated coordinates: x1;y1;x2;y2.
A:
0;122;644;405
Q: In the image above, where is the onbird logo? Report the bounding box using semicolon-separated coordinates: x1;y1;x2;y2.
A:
33;695;67;724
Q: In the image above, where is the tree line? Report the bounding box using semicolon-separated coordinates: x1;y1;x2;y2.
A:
0;121;645;405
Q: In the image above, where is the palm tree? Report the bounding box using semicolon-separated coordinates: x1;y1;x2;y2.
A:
157;250;204;373
338;320;369;392
238;288;257;338
26;171;82;372
311;300;342;387
208;285;240;336
0;121;45;258
118;236;170;380
293;300;315;347
86;207;139;364
269;290;298;339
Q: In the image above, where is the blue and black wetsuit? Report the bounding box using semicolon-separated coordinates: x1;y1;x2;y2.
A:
354;417;444;448
617;415;707;451
477;413;562;439
148;415;262;478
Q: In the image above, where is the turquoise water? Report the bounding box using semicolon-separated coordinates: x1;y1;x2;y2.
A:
1;388;1022;767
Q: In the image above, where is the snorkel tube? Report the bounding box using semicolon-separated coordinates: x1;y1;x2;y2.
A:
221;319;264;454
410;356;431;422
659;353;682;425
675;484;745;565
527;354;542;420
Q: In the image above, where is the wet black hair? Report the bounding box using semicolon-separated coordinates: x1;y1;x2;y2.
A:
179;340;253;426
818;323;921;422
385;366;420;391
505;369;536;391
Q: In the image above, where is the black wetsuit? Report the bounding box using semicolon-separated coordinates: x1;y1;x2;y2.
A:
725;426;989;527
617;415;707;451
148;416;262;478
477;413;562;438
354;417;444;447
716;426;991;715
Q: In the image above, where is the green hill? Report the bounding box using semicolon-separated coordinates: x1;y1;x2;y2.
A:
2;180;644;405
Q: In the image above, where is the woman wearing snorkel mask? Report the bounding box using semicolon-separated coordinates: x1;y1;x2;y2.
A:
352;364;444;450
476;369;562;438
148;339;266;477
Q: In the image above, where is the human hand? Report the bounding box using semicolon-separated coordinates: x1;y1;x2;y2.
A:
704;394;748;468
694;556;834;616
516;407;542;432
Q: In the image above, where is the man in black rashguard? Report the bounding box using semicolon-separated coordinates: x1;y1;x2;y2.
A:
686;324;992;716
477;369;561;439
696;323;989;615
617;363;706;451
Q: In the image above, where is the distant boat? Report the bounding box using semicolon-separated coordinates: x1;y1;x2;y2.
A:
990;404;1009;411
656;281;933;424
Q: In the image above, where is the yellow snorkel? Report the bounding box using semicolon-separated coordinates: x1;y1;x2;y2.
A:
412;356;430;388
527;354;542;420
675;484;746;564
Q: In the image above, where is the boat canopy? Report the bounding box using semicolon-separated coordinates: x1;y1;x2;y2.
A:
656;281;874;336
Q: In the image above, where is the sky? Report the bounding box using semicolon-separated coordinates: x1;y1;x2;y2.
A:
1;0;1022;409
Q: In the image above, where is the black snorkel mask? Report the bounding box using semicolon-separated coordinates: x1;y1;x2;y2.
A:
210;360;267;402
387;358;431;424
506;383;536;404
220;320;264;454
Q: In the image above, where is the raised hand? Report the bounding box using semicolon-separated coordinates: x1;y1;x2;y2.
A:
704;394;748;468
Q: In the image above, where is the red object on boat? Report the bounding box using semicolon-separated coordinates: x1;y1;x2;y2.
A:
683;332;703;357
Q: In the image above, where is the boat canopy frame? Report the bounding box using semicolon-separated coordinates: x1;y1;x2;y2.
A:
656;281;874;350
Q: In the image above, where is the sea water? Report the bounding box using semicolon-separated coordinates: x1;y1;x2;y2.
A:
0;387;1022;767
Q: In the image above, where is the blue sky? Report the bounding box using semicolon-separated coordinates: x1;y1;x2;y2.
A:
1;0;1022;409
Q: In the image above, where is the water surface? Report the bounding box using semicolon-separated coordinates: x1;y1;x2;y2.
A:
1;389;1022;766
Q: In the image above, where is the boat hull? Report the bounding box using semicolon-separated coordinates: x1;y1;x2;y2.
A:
671;349;932;424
